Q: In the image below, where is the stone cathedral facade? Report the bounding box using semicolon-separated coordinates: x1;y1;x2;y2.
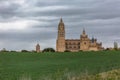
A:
56;18;103;52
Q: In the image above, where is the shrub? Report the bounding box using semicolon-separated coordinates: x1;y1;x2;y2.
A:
79;50;83;52
21;50;29;52
64;50;71;52
42;48;55;52
10;51;17;52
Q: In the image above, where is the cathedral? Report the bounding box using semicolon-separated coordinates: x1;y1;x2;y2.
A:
56;18;103;52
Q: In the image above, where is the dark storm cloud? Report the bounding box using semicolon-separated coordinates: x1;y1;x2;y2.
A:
0;0;120;50
0;1;20;19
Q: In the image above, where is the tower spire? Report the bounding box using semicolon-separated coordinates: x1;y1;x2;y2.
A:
60;18;63;23
83;28;86;34
58;18;64;27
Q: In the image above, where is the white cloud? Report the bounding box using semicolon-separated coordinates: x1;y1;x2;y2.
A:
24;5;69;13
0;21;27;30
0;20;39;31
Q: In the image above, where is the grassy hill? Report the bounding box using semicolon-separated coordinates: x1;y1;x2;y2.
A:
0;51;120;80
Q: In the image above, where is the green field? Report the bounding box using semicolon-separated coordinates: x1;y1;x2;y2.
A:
0;51;120;80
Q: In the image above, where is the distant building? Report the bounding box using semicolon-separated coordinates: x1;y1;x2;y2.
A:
114;42;118;50
36;44;40;53
56;18;103;52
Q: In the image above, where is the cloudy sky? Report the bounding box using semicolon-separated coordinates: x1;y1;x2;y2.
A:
0;0;120;51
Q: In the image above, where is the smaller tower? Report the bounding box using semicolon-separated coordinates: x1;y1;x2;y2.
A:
36;44;40;53
80;29;90;51
91;37;95;43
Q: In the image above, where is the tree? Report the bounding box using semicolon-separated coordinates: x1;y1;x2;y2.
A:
42;48;55;52
1;48;9;52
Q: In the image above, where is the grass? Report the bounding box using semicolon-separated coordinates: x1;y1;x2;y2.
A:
0;51;120;80
35;69;120;80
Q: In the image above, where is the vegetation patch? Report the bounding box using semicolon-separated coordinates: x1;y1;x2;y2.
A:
0;51;120;80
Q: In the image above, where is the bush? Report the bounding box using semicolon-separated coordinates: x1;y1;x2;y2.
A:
64;50;71;52
105;48;110;51
42;48;55;52
79;50;83;52
10;51;17;52
21;50;29;52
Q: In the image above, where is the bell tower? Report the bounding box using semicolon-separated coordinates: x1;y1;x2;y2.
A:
56;18;65;52
80;29;90;51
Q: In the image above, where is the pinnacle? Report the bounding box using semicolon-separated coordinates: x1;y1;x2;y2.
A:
60;18;63;23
